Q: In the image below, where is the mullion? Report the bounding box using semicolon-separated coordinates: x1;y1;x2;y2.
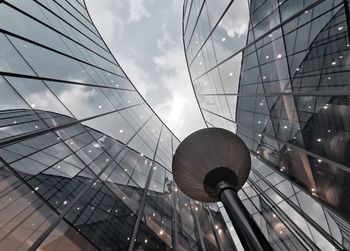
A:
55;0;99;37
27;108;154;250
246;179;317;250
1;29;125;79
201;107;236;123
190;0;336;82
3;0;115;67
60;0;100;33
3;129;87;166
32;0;110;54
185;0;207;51
0;102;144;147
0;71;135;91
252;167;343;249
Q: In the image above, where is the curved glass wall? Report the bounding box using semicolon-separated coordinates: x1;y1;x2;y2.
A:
0;0;234;250
183;0;350;250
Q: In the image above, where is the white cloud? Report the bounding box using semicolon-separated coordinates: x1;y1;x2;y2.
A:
85;0;125;41
152;43;205;139
219;0;249;38
118;55;156;97
86;0;206;140
128;0;151;23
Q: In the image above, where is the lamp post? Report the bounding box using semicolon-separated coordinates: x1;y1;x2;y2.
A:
172;128;273;251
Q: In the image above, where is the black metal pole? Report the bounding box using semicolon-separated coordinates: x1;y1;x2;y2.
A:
218;186;273;251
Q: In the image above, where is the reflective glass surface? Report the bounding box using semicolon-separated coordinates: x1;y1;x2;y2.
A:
184;0;350;250
0;0;232;250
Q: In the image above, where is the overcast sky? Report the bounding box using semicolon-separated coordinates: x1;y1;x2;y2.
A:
86;0;205;140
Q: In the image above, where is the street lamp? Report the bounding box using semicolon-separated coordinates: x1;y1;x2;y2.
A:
172;128;273;251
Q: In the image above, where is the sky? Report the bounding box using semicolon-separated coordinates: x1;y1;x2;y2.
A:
85;0;206;140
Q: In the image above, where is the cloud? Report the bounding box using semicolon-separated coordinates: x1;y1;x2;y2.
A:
219;0;249;38
128;0;151;23
86;0;206;140
85;0;125;41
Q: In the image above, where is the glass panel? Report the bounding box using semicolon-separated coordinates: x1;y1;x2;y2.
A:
0;33;34;75
38;220;96;251
0;166;58;251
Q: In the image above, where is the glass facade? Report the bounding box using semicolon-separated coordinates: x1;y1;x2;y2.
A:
183;0;350;250
0;0;235;250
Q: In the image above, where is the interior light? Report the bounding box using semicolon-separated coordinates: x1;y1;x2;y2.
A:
98;105;102;109
221;37;226;42
277;54;282;59
331;61;336;65
338;26;344;31
119;129;124;133
317;138;322;142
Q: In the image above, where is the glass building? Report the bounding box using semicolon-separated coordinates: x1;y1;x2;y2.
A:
183;0;350;250
0;0;236;250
